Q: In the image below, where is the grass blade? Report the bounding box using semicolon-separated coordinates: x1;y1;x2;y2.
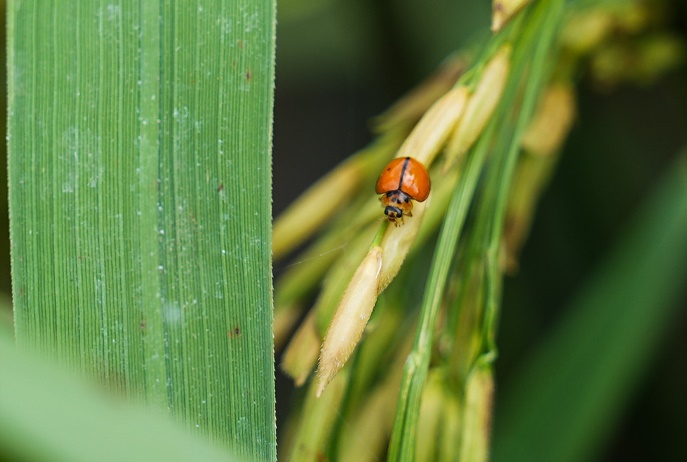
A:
8;1;276;459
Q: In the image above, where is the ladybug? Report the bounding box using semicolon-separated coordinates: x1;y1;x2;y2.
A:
375;157;431;226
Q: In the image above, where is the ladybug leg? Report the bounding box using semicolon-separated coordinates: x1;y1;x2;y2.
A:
404;198;413;217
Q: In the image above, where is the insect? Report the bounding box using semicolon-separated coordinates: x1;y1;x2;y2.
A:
375;157;431;226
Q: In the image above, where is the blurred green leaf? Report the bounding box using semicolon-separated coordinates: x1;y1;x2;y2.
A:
493;154;687;462
0;330;243;462
7;1;276;459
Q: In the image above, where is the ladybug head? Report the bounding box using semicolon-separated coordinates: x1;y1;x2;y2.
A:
384;205;403;222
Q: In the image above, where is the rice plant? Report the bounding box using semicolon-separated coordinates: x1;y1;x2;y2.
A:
273;0;687;460
2;0;686;461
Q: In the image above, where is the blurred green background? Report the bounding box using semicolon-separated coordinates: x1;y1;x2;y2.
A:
270;0;687;460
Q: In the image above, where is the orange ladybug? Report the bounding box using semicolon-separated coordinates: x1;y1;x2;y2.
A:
375;157;431;226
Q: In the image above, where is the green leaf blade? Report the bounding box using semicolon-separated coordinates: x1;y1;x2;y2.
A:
8;1;276;459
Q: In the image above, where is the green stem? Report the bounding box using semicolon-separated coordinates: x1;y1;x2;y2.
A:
387;120;495;461
388;0;565;458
